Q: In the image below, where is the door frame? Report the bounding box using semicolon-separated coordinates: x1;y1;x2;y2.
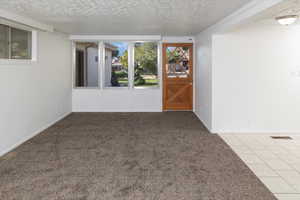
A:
162;43;194;111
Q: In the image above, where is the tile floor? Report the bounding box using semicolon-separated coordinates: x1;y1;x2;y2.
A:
220;134;300;200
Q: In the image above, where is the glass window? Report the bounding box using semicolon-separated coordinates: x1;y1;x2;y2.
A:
0;24;32;60
0;24;9;59
11;28;32;59
134;42;158;87
104;42;128;87
75;42;99;87
166;46;190;78
73;40;160;89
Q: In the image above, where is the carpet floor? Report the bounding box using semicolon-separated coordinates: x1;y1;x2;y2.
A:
0;112;276;200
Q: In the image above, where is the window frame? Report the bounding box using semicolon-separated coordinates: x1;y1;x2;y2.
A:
0;23;37;64
72;40;161;90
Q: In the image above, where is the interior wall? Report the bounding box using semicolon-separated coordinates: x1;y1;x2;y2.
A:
0;31;72;156
212;23;300;133
194;34;213;131
72;89;162;112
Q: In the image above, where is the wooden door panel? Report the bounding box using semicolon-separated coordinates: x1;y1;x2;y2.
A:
165;83;193;110
163;43;193;111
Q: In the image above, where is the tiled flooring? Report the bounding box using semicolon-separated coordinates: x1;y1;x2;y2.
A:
220;134;300;200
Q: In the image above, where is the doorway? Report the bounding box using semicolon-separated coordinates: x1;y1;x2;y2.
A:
162;43;193;111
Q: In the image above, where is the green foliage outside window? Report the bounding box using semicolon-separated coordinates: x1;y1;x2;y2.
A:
134;42;158;86
112;42;158;87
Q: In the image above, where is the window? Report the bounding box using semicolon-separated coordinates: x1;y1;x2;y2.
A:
134;42;158;87
75;42;99;87
0;25;9;59
11;27;32;59
166;46;190;78
73;40;160;89
104;42;128;87
0;24;32;60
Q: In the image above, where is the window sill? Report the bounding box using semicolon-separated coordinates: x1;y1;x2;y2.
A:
73;87;100;90
0;59;36;65
134;86;160;90
73;86;160;90
103;87;130;90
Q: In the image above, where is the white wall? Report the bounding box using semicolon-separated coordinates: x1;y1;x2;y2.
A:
0;31;72;156
212;23;300;133
72;89;162;112
194;34;213;130
193;0;285;133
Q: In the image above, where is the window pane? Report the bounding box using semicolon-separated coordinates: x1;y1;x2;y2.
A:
0;24;9;59
11;28;32;59
104;42;128;87
166;46;190;78
134;42;158;87
75;42;99;87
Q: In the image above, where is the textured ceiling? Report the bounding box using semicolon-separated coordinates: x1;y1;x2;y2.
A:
0;0;252;35
251;0;300;24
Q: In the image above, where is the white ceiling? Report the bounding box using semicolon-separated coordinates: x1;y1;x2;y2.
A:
250;0;300;25
0;0;252;35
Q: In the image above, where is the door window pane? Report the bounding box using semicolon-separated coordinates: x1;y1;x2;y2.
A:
11;27;32;59
75;42;99;87
104;42;128;87
0;24;9;59
134;42;158;87
166;46;190;78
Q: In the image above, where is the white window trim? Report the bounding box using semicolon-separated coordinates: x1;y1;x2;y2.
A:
99;41;104;89
70;35;161;41
72;39;161;90
128;42;134;89
0;27;37;65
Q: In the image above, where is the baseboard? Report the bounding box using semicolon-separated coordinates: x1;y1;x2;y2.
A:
217;131;300;135
72;109;163;112
0;111;72;157
193;111;213;134
191;112;300;135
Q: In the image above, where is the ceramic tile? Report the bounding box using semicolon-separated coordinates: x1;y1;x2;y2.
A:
275;194;300;200
260;177;297;194
265;159;293;170
239;154;264;164
247;163;279;177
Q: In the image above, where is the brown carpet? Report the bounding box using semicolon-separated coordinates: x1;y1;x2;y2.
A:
0;112;276;200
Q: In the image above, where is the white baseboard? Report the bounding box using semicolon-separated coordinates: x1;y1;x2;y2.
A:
72;109;163;112
0;111;72;157
192;113;300;135
193;111;213;134
217;131;300;135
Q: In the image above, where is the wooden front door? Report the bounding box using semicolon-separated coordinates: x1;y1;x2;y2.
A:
163;43;193;111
